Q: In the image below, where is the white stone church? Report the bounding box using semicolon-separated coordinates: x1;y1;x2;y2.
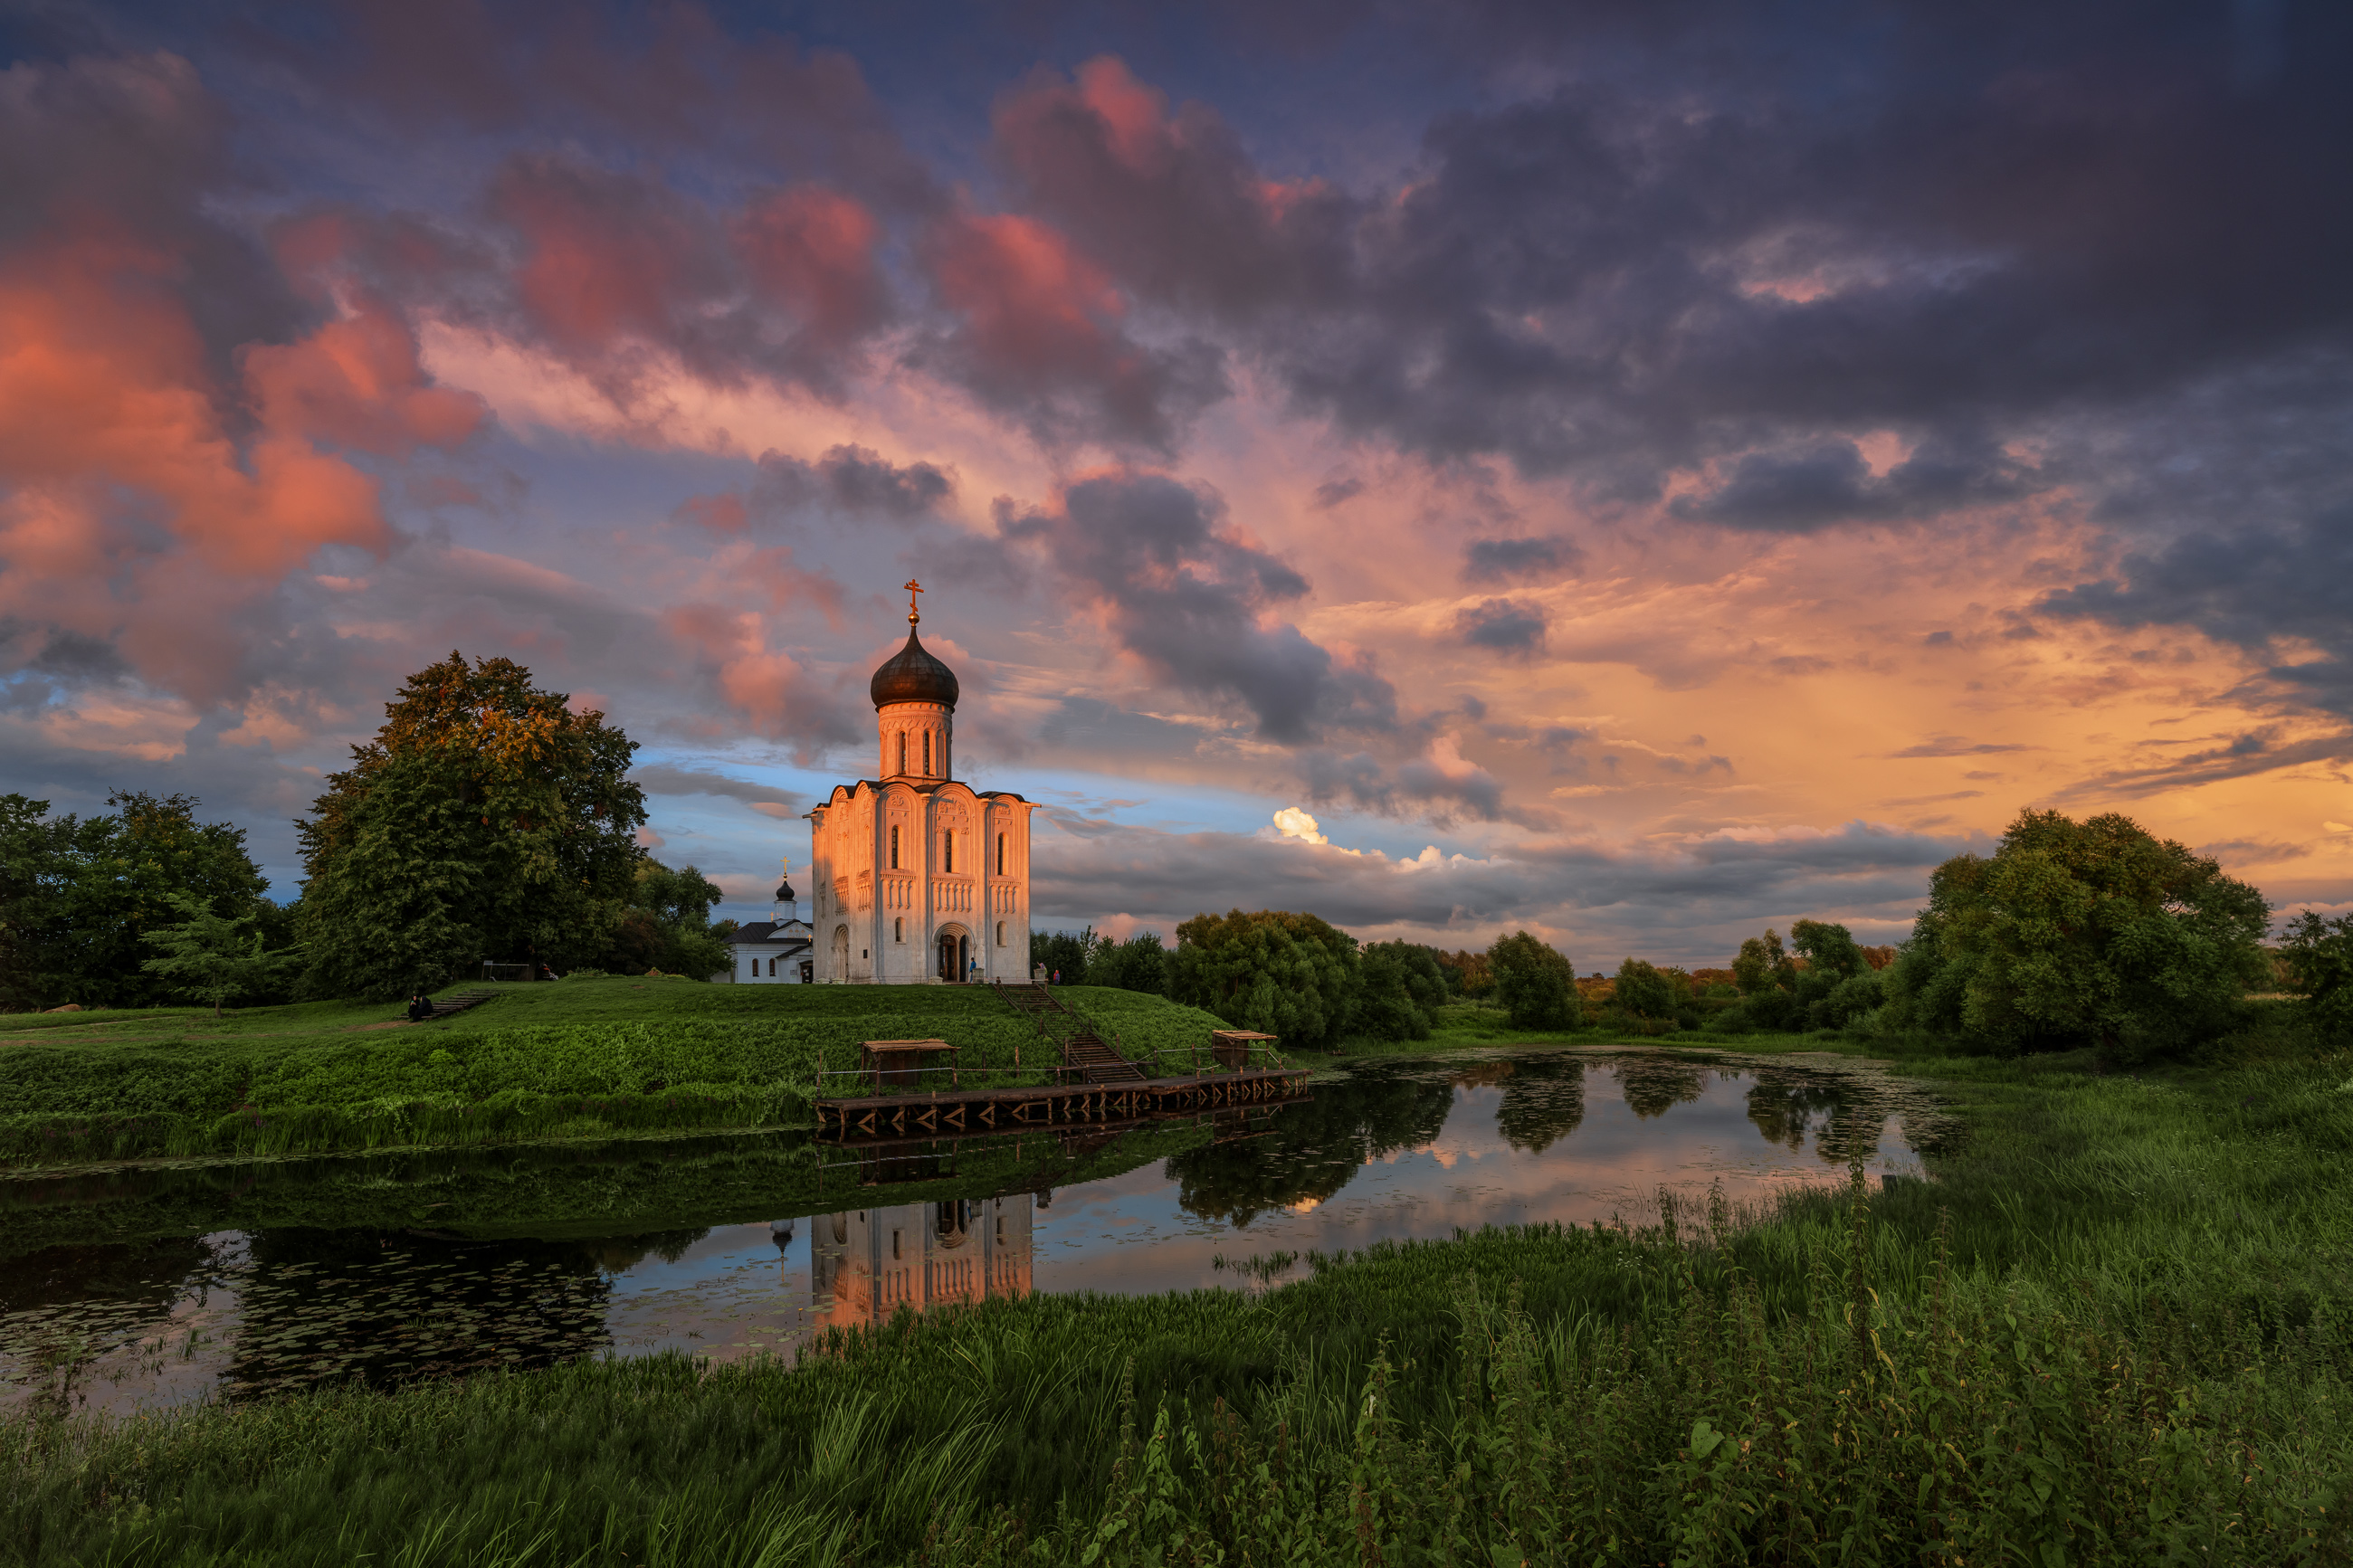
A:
805;586;1037;983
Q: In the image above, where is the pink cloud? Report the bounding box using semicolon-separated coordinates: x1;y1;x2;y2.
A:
928;211;1126;375
731;185;888;347
660;601;845;746
734;546;846;623
242;295;488;456
0;232;385;580
494;156;709;359
0;207;491;713
676;492;751;533
989;55;1348;319
919;210;1222;448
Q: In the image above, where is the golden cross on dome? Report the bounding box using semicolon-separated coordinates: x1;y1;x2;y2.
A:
904;578;923;623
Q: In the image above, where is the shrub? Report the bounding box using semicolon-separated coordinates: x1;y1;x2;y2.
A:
1089;931;1171;994
1353;941;1447;1041
1169;910;1362;1050
2279;910;2353;1043
1488;932;1579;1031
1611;957;1681;1022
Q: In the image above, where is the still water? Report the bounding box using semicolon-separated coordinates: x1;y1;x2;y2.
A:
1;1049;1921;1414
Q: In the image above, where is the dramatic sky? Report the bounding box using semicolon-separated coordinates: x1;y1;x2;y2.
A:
4;0;2349;965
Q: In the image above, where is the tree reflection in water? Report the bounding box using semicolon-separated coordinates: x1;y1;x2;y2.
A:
1163;1065;1455;1227
1485;1056;1587;1155
1745;1078;1868;1163
1616;1059;1709;1119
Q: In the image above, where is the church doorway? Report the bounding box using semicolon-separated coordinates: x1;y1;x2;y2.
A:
832;926;850;982
936;927;970;983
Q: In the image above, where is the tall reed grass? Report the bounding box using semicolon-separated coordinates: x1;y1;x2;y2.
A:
8;1174;2348;1564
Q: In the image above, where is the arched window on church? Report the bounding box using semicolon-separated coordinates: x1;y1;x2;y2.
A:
922;730;931;775
996;832;1005;875
897;732;906;774
890;824;900;869
943;831;955;873
996;920;1005;945
894;917;903;942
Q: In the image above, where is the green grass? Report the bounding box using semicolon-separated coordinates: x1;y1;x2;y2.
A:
8;1021;2353;1563
1051;986;1238;1065
1302;998;1855;1061
0;981;1235;1169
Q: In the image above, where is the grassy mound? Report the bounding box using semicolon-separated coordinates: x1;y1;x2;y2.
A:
1051;985;1236;1065
0;980;1236;1168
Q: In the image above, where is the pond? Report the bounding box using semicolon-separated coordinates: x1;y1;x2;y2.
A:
1;1048;1925;1415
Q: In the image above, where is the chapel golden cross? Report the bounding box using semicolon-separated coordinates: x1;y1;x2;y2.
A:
905;578;923;622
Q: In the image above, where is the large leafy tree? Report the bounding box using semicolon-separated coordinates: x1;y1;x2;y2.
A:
1488;931;1580;1031
296;653;647;1000
1;792;274;1011
1907;809;2269;1058
1168;909;1362;1050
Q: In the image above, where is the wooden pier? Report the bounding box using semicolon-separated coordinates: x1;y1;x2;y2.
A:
814;1066;1310;1142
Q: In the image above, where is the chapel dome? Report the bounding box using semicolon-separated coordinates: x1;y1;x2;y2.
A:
869;628;960;709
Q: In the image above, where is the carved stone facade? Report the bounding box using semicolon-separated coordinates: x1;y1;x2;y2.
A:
805;593;1037;984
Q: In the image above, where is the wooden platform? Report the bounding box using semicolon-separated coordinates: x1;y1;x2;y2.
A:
814;1067;1310;1141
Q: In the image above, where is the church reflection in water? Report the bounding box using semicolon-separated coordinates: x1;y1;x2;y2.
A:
808;1195;1034;1329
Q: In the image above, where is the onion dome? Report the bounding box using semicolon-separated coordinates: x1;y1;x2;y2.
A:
869;627;960;709
775;877;795;904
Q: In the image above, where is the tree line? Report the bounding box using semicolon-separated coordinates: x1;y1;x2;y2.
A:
0;654;742;1011
1041;808;2350;1060
12;649;2348;1052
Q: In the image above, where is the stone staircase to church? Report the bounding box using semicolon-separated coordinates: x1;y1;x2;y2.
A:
995;983;1145;1085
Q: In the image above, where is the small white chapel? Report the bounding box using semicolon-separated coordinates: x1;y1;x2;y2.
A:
722;862;814;984
805;584;1038;984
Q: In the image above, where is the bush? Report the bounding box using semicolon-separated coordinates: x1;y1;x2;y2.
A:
1168;910;1362;1050
1031;927;1096;984
1353;941;1447;1041
1089;931;1171;994
1910;808;2271;1060
1808;967;1887;1031
2279;911;2353;1043
1489;932;1579;1031
1611;957;1681;1022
